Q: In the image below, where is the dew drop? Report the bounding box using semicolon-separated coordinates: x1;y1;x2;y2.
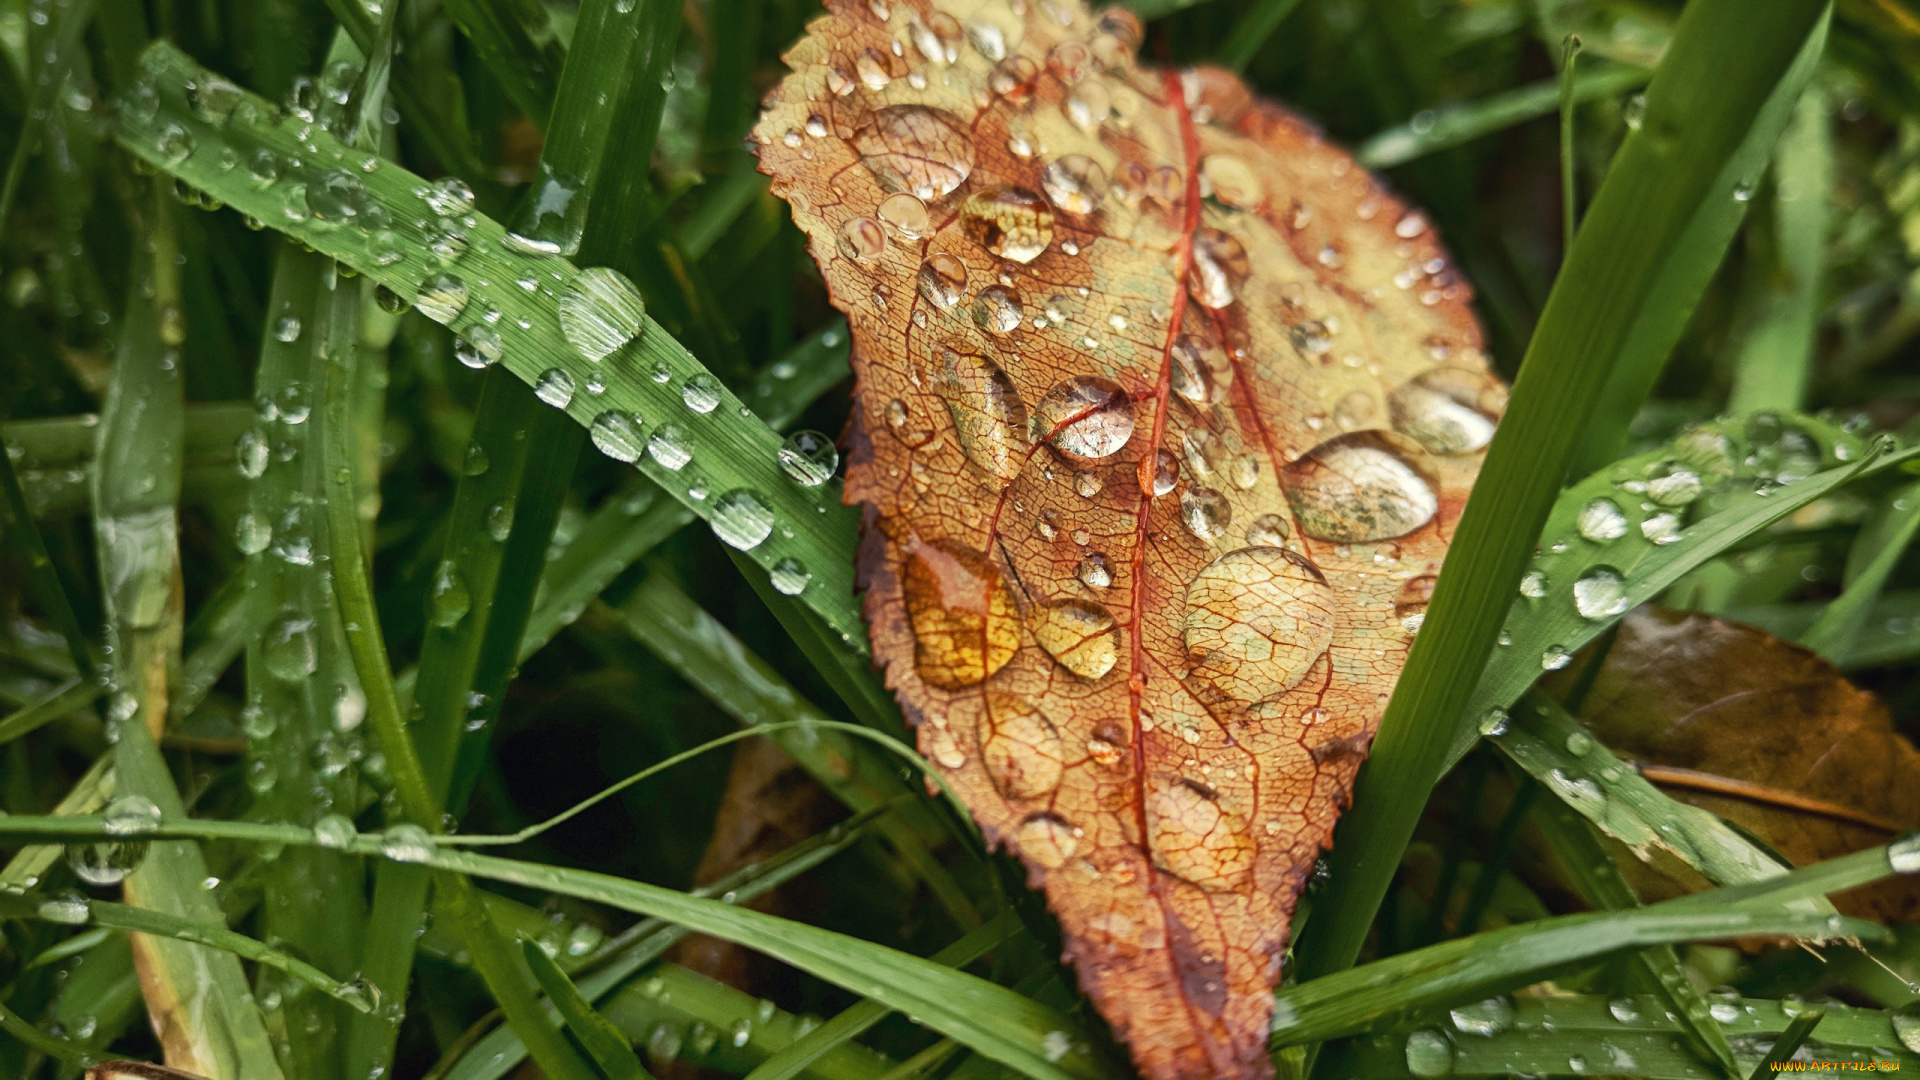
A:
1148;778;1254;890
1189;228;1248;309
682;373;722;413
1035;376;1133;460
647;424;692;470
1646;466;1703;506
1041;155;1108;214
778;430;839;486
853;105;974;201
380;824;435;863
1169;334;1228;404
263;615;319;681
1541;644;1572;670
972;284;1023;334
918;252;968;308
430;561;472;628
1572;566;1629;620
1280;433;1438;542
903;540;1018;689
1641;511;1682;545
877;192;931;239
836;217;887;262
1015;812;1079;869
1031;599;1121;679
1078;552;1113;589
534;368;576;409
1449;997;1513;1037
1388;368;1500;455
960;187;1053;263
1404;1031;1454;1078
710;490;775;550
933;347;1030;481
558;266;647;362
770;557;812;595
415;273;469;324
1183;547;1334;706
1180;487;1232;540
1149;449;1180;496
313;814;357;850
590;411;646;462
1576;497;1628;543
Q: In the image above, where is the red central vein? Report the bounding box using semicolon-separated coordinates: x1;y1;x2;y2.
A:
1126;71;1204;840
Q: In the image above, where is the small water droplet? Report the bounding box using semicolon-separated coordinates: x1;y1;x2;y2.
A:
1576;497;1628;542
710;490;775;550
1031;599;1121;679
415;273;469;324
778;430;839;486
430;561;472;627
1541;644;1572;670
647;424;693;470
682;372;722;413
836;217;887;262
1404;1031;1454;1078
918;252;968;308
770;557;811;595
1572;566;1629;619
1077;552;1112;589
380;824;435;863
1035;376;1133;459
534;368;576;409
558;267;647;361
961;187;1053;263
1180;487;1232;540
590;411;645;463
264;615;319;680
972;284;1024;334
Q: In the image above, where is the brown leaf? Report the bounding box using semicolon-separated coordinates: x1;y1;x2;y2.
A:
752;4;1494;1077
1563;608;1920;921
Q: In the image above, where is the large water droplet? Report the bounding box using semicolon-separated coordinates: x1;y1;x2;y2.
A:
770;557;811;595
1030;599;1120;679
1078;552;1113;589
70;795;160;887
423;177;476;217
1576;497;1628;543
961;187;1053;263
973;692;1065;798
380;823;436;863
235;428;270;478
234;511;272;554
903;539;1018;689
1572;566;1629;620
1641;511;1682;545
918;252;968;308
534;368;576;409
1246;513;1290;547
682;373;723;413
934;347;1030;481
263;615;318;681
313;813;358;850
1015;813;1079;869
559;267;647;361
647;424;692;470
1180;487;1232;540
836;217;887;262
1148;777;1254;891
778;430;839;486
1389;368;1500;455
710;490;774;550
430;561;472;628
1189;228;1248;309
1169;334;1228;405
1035;376;1133;460
591;411;645;462
972;284;1024;335
1645;466;1703;506
1183;547;1335;706
853;105;974;200
1404;1030;1455;1077
1041;155;1108;214
1449;997;1514;1037
1280;433;1438;543
877;192;931;239
415;273;469;324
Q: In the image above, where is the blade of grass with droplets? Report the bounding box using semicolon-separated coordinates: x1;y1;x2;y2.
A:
1272;905;1886;1049
243;246;373;1076
22;898;378;1016
1316;995;1913;1078
439;807;888;1080
1528;782;1740;1079
1727;86;1832;415
92;186;285;1080
605;574;981;926
1799;478;1920;659
0;810;1119;1080
1731;589;1920;669
742;913;1024;1080
116;41;867;647
434;0;563;135
1295;0;1835;987
0;676;98;744
1354;64;1651;170
0;754;109;891
1492;691;1801;890
520;937;654;1080
1445;418;1915;772
1749;1007;1829;1079
0;998;97;1066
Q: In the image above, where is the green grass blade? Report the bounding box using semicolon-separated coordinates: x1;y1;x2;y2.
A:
1355;64;1650;169
742;912;1022;1080
1529;788;1740;1079
1560;34;1583;254
1798;478;1920;658
439;808;887;1080
1493;691;1799;889
1727;85;1833;415
0;998;97;1066
0;676;97;744
1749;1006;1828;1079
117;41;867;646
1295;0;1835;985
0;754;110;891
94;186;284;1080
1215;0;1303;72
1446;417;1906;772
1730;588;1920;669
521;936;655;1080
436;0;564;130
1320;995;1912;1078
1273;908;1884;1048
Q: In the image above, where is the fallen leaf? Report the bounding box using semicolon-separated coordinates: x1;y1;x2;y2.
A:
752;4;1493;1076
1560;607;1920;922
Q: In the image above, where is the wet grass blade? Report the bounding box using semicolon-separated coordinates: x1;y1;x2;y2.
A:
1798;478;1920;659
1355;64;1650;170
1493;691;1801;889
0;676;98;744
1214;0;1303;72
1749;1006;1828;1078
1529;788;1741;1078
521;937;655;1080
93;185;284;1078
1727;86;1832;415
0;999;97;1066
1319;994;1911;1078
117;41;868;647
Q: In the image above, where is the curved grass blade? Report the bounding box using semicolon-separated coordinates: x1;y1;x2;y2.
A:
439;807;887;1080
0;676;98;744
1446;417;1914;772
1297;0;1837;985
1727;86;1832;415
742;912;1023;1080
1748;1006;1827;1079
116;41;866;647
1799;477;1920;659
1355;64;1650;170
1272;910;1884;1048
0;998;98;1066
1318;994;1912;1078
521;937;654;1080
93;184;284;1080
1529;786;1740;1078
